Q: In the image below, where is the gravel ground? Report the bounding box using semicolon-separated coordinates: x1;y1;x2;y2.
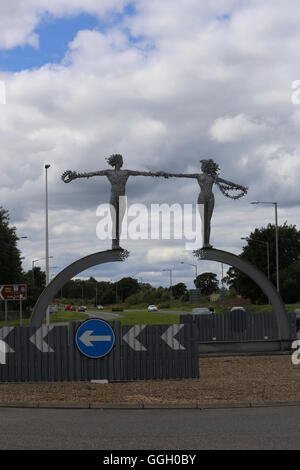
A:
0;355;299;406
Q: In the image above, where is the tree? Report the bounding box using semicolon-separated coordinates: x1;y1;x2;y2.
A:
97;281;116;305
225;223;300;303
171;282;187;299
116;277;139;302
24;267;46;307
194;272;219;295
0;207;23;284
280;262;300;303
282;279;298;304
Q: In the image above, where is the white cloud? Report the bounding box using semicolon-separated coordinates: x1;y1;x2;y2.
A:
0;0;129;49
1;0;300;284
210;114;265;142
146;247;187;265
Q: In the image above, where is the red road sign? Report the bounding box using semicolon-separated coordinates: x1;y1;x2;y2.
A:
0;284;27;301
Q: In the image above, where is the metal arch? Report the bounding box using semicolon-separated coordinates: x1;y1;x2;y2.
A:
195;248;290;340
30;249;129;327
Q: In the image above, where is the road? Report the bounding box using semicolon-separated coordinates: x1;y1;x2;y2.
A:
85;310;122;321
1;406;300;449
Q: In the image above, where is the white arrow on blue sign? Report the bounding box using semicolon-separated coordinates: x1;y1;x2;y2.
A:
75;319;115;359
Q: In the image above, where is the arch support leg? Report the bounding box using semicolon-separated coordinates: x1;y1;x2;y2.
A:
194;248;290;340
30;249;129;327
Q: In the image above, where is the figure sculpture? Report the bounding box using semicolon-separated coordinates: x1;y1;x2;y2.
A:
62;154;166;249
161;159;248;248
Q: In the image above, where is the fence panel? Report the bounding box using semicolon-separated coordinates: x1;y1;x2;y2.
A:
180;311;296;342
0;321;199;383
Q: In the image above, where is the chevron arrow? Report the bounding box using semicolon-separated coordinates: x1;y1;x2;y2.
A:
0;327;15;365
0;327;15;353
29;326;55;353
161;324;185;350
122;325;147;351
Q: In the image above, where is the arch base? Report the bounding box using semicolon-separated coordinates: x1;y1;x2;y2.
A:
194;248;291;341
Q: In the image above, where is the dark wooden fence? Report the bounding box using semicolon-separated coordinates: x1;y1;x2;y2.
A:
0;322;199;383
180;311;297;342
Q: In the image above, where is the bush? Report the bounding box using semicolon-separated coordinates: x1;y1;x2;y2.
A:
157;302;170;309
111;306;124;312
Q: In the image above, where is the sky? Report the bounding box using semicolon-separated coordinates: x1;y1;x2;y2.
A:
1;0;300;288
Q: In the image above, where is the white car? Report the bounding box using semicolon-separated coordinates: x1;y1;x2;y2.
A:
49;304;59;314
148;305;158;312
191;307;212;315
230;306;246;313
78;305;87;312
97;305;104;310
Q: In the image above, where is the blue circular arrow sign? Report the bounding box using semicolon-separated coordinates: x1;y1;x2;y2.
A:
75;319;115;359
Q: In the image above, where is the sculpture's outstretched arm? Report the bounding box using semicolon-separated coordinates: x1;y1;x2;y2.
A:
61;170;108;183
216;176;248;192
157;172;198;179
127;170;170;177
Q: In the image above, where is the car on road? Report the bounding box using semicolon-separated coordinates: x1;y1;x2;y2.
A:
230;306;246;313
191;307;212;315
49;304;59;314
78;305;87;312
97;305;104;310
64;304;76;311
148;305;158;312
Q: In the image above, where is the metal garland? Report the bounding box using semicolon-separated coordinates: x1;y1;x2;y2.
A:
216;181;248;200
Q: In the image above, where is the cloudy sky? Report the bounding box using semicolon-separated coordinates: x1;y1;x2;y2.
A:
1;0;300;288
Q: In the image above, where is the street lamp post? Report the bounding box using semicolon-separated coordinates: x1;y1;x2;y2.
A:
251;201;280;293
180;261;198;278
32;256;53;288
221;263;225;309
32;259;38;288
45;164;51;326
162;268;173;303
95;282;98;307
274;202;279;293
162;269;173;288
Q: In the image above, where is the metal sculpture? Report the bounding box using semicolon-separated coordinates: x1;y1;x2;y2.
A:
62;154;166;249
161;159;248;248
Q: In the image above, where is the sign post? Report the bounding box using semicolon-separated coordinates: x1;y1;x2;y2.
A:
0;284;27;301
19;295;23;326
0;285;27;325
